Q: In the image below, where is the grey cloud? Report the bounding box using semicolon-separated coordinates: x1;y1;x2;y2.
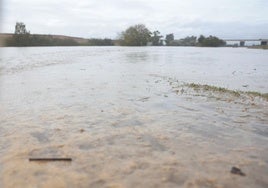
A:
1;0;268;39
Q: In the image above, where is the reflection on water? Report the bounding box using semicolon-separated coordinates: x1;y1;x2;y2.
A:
0;47;268;187
125;51;149;63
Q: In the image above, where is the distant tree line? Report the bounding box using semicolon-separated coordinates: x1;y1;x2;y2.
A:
4;22;226;47
5;22;114;47
88;38;113;46
119;24;152;46
118;24;163;46
197;35;226;47
119;24;226;47
5;22;79;46
6;34;80;46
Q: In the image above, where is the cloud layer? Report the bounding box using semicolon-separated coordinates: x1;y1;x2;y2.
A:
1;0;268;39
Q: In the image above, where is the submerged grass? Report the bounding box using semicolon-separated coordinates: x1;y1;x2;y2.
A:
245;91;268;99
184;83;268;101
248;45;268;50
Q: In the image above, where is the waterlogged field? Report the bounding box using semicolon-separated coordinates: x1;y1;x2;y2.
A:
0;47;267;188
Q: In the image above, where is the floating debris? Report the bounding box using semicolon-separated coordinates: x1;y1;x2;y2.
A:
137;97;150;102
231;167;246;176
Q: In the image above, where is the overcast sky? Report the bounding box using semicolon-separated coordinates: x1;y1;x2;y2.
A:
1;0;268;39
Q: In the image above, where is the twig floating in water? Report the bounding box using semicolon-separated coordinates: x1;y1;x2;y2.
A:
29;158;72;162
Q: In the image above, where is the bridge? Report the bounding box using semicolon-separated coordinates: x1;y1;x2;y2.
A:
224;39;268;46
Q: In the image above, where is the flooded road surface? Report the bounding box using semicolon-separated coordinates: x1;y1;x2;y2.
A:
0;47;268;187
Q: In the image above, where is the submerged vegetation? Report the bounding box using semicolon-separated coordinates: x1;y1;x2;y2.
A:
164;75;268;101
245;91;268;99
248;45;268;50
185;83;241;97
184;83;268;100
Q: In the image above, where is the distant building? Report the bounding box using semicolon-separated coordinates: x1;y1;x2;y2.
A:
240;41;245;47
261;40;267;46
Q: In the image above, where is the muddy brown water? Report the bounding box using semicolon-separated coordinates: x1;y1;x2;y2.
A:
0;47;268;187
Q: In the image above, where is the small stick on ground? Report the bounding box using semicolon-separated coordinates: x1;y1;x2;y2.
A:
29;158;72;162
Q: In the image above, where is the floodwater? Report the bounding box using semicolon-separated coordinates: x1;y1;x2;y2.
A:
0;47;267;188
